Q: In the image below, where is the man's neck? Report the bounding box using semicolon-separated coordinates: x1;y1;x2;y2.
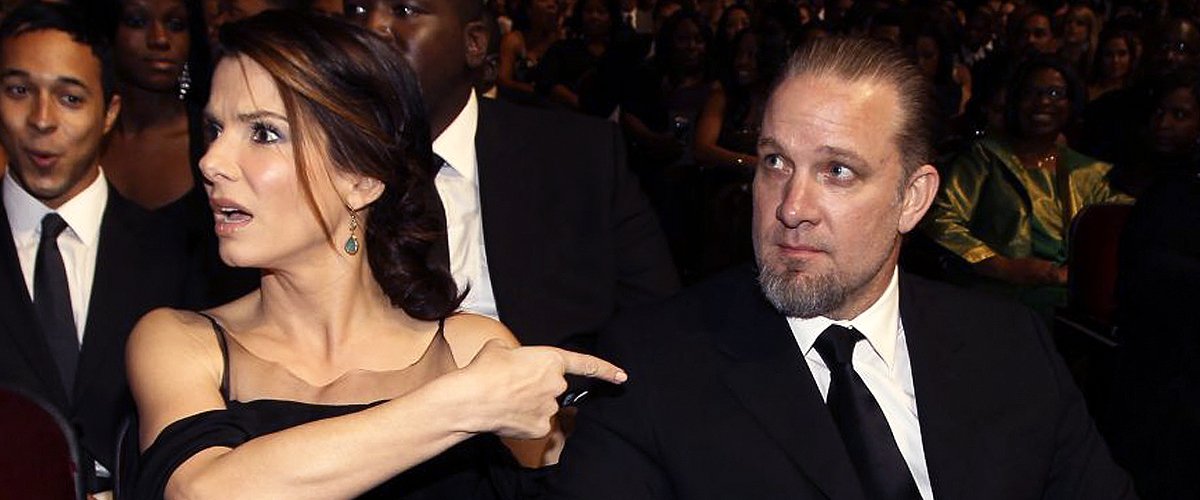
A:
431;87;473;141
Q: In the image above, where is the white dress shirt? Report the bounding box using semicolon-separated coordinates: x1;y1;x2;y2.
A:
786;268;933;499
432;91;499;319
4;169;107;344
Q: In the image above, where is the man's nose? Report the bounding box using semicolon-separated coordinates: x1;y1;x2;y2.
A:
28;93;57;134
366;8;394;38
776;175;819;228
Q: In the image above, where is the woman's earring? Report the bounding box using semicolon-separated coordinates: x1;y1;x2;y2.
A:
344;212;360;255
178;62;191;101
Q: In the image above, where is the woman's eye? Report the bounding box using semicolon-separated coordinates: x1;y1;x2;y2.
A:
250;123;282;144
122;14;148;28
203;121;222;143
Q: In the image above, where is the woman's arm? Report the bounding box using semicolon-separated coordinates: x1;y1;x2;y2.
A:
129;309;624;500
498;32;536;95
693;82;757;169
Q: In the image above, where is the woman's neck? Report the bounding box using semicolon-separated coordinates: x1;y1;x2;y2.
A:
115;82;187;133
257;248;405;347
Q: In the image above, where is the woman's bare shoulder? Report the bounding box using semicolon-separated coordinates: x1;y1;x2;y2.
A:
441;313;519;367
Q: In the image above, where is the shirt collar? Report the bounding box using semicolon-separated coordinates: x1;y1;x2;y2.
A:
431;90;480;184
3;167;108;248
788;267;902;369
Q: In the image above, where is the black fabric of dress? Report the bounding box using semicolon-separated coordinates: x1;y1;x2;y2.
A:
133;401;524;500
132;317;530;500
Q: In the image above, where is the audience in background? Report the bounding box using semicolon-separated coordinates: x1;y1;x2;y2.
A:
1088;28;1139;101
536;0;626;110
0;0;1196;496
922;57;1130;316
0;3;200;496
497;0;561;104
1109;70;1200;196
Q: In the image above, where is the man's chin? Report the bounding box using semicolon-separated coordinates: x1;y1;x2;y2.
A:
757;264;845;318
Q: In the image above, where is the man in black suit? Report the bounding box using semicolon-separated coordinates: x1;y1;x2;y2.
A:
0;3;197;493
345;0;679;350
551;37;1135;499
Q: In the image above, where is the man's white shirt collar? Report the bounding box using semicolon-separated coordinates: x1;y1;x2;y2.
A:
788;267;902;370
432;90;480;184
3;167;108;248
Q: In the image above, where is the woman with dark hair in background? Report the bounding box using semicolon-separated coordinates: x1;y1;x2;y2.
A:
497;0;560;103
912;25;972;122
1088;29;1139;101
128;12;624;499
617;10;713;277
692;23;786;274
922;56;1129;314
709;4;750;76
101;0;203;213
621;10;713;169
1108;70;1200;196
535;0;627;110
101;0;259;305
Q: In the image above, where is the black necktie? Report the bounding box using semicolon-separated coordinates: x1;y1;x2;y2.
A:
429;154;451;274
813;325;921;500
34;213;78;398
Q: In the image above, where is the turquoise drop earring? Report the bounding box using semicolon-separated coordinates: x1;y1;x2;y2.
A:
344;212;360;255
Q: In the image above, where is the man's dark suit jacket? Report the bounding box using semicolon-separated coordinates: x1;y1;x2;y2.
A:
0;186;197;472
551;265;1135;499
471;98;679;349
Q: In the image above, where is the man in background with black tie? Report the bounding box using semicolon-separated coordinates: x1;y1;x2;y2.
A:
551;36;1135;499
0;3;197;495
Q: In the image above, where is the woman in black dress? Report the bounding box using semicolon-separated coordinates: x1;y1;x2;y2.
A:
129;12;625;499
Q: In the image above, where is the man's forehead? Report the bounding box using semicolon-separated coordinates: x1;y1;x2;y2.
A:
0;29;101;85
762;74;903;160
765;75;900;131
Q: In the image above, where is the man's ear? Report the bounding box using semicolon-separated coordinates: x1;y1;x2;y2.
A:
103;93;122;135
898;164;940;234
464;19;490;69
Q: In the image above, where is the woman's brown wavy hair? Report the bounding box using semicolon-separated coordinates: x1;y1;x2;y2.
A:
218;10;461;320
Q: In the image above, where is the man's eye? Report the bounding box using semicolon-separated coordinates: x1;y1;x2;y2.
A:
828;163;854;180
394;4;417;16
5;85;27;97
250;122;282;144
762;154;785;171
60;94;84;107
346;4;367;17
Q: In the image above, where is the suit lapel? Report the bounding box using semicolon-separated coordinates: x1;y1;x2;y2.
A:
473;99;526;321
901;274;974;500
73;191;137;402
716;269;866;500
0;193;69;407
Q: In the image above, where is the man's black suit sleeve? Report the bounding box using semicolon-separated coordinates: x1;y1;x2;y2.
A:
1026;308;1138;499
550;312;675;499
606;123;680;306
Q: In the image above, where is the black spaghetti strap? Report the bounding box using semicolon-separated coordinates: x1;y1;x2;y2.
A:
196;312;231;401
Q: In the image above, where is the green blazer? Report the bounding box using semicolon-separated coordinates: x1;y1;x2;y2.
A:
922;137;1131;265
